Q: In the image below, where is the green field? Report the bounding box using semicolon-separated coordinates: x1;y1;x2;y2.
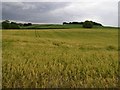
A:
20;24;104;29
2;28;118;88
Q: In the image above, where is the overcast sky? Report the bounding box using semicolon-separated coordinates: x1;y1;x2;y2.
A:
2;0;119;26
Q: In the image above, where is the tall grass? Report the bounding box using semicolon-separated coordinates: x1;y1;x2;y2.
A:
2;28;118;88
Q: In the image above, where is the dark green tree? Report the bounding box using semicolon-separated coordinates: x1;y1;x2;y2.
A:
83;20;93;28
2;20;10;29
10;23;20;29
2;20;20;29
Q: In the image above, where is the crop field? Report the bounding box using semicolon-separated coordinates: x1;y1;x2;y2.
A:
2;28;118;88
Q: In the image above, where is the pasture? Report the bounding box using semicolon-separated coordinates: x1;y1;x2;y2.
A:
2;28;118;88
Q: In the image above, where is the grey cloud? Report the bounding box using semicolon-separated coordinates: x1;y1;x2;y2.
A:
2;2;118;26
2;2;71;23
2;0;119;2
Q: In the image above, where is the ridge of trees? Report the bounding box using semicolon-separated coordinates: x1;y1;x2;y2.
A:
63;21;102;26
1;20;103;29
2;20;32;29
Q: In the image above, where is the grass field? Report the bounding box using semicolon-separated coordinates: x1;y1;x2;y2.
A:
2;28;118;88
20;24;84;29
20;24;104;29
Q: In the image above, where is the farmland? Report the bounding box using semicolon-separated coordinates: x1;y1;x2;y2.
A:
2;28;118;88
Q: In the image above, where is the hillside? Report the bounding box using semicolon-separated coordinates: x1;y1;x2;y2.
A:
2;28;118;88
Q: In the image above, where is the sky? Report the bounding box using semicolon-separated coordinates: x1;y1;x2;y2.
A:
1;0;119;27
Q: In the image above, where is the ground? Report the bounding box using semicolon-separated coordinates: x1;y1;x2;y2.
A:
2;28;118;88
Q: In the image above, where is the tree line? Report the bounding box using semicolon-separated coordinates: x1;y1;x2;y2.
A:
63;20;102;28
1;20;103;29
2;20;32;29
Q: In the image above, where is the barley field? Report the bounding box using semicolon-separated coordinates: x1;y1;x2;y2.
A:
2;28;118;88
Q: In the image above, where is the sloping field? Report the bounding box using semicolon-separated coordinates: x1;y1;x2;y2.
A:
2;28;118;88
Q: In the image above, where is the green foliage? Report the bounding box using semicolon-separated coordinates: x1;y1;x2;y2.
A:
83;20;93;28
2;20;20;29
2;20;10;29
63;21;102;28
2;28;118;88
10;23;20;29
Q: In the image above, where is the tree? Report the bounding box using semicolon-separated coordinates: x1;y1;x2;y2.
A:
2;20;10;29
28;23;32;26
17;23;23;26
2;20;20;29
23;23;32;26
10;22;20;29
92;21;102;26
83;20;93;28
63;22;68;25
